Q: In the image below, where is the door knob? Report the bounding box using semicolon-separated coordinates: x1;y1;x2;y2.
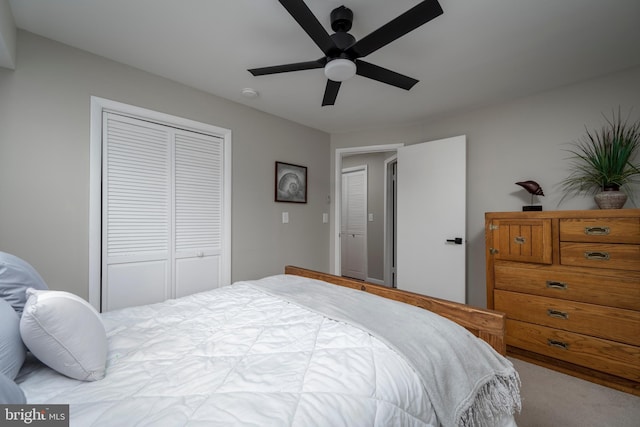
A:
446;237;463;245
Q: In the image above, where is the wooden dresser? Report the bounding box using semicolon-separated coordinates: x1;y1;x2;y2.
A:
485;209;640;395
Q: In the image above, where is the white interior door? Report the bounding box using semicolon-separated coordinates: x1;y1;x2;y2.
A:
396;135;466;303
341;167;367;280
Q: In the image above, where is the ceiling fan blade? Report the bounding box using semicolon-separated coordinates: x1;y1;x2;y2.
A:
279;0;338;56
322;80;342;106
248;58;327;76
356;60;418;90
346;0;443;59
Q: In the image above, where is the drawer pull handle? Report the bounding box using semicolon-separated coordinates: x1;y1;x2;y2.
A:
584;226;610;236
513;236;526;244
584;251;610;261
546;281;568;290
548;339;570;350
547;309;569;320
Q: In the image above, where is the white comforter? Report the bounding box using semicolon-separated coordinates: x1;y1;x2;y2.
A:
17;275;518;427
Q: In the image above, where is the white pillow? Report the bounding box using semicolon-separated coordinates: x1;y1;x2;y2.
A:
0;298;26;379
0;252;48;315
0;371;26;404
20;289;107;381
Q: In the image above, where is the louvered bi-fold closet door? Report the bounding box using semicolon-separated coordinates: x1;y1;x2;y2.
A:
102;113;225;311
103;113;171;311
174;131;224;298
341;168;367;281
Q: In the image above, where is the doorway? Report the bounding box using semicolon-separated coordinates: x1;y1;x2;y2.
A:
384;156;398;288
334;136;467;301
334;144;403;286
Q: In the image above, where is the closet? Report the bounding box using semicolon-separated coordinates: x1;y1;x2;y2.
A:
102;112;228;311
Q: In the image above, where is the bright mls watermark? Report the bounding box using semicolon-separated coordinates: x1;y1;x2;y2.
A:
1;405;69;426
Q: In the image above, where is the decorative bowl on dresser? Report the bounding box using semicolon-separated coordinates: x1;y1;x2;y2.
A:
485;209;640;396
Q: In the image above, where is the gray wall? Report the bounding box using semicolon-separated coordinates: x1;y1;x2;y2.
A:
0;31;331;300
0;0;16;68
3;31;639;310
330;65;640;308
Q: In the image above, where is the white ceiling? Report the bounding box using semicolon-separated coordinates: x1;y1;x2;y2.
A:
7;0;640;133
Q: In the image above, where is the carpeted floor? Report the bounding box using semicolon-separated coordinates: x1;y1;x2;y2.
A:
510;357;640;427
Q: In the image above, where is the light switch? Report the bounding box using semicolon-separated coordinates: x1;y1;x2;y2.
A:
322;213;328;223
282;212;289;224
368;213;374;222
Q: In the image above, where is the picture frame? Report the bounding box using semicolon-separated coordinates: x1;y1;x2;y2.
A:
275;161;307;203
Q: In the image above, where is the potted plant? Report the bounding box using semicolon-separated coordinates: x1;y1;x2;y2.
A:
560;108;640;209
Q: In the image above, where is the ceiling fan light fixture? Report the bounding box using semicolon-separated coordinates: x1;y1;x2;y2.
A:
324;58;356;82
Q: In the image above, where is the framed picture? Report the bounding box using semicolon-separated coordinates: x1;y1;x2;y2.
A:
275;161;307;203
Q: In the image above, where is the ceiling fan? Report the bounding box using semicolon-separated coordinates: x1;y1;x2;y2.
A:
248;0;444;106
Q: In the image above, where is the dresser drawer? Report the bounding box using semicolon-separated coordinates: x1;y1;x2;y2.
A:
560;242;640;271
506;319;640;382
493;264;640;310
560;217;640;244
495;290;640;346
490;219;552;264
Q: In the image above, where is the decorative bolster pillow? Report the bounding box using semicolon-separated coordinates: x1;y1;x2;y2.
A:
20;289;108;381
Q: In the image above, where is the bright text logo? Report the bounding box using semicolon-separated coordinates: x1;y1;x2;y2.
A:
1;405;69;426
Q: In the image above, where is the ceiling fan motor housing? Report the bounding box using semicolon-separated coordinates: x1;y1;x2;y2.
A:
330;6;356;54
330;32;356;54
330;6;353;32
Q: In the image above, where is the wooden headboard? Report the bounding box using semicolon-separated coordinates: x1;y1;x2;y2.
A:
285;266;506;355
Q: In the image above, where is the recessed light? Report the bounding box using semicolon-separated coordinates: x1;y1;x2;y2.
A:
241;88;259;98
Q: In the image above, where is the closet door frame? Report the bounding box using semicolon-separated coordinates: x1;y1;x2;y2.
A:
89;96;232;311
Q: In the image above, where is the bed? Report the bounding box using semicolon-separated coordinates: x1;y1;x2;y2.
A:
9;265;520;427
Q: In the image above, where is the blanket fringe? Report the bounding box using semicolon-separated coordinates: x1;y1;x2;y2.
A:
459;371;522;427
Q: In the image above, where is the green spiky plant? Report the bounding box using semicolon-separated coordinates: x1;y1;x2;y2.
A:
560;108;640;205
